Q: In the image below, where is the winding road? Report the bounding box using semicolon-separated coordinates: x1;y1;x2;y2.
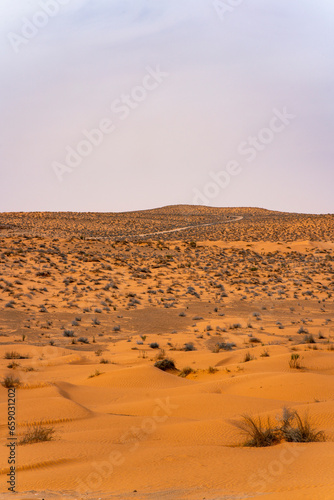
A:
123;215;244;239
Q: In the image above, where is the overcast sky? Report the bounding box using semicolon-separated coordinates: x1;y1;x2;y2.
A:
1;0;333;213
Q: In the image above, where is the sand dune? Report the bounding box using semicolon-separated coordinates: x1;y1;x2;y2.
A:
0;207;334;498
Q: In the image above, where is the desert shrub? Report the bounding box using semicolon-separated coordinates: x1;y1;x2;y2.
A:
99;358;110;364
155;349;165;360
249;336;261;343
149;342;159;349
78;337;89;344
298;326;308;334
1;376;20;388
179;367;194;378
243;351;254;362
289;353;302;369
184;342;196;351
154;358;176;371
260;349;270;357
235;407;325;447
19;425;55;445
208;366;218;374
279;408;325;443
7;362;20;369
235;415;279;447
88;369;102;378
5;352;29;360
304;334;315;344
213;342;236;353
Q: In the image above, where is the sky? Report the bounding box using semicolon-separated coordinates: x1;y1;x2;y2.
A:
1;0;333;214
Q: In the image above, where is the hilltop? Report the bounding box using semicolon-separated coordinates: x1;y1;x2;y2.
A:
0;205;333;241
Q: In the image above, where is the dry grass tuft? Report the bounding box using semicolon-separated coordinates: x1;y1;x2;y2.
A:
235;414;279;447
1;375;20;388
289;353;302;369
235;407;325;447
19;425;55;445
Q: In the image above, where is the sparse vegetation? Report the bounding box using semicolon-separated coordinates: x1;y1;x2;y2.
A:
154;358;176;371
1;375;20;388
236;407;325;447
179;366;194;377
289;353;302;369
149;342;160;349
88;369;103;378
183;342;196;351
249;336;261;343
279;407;325;443
243;351;255;362
5;352;29;360
212;342;236;353
207;366;218;374
78;337;89;344
235;414;279;447
63;330;75;337
0;208;333;491
99;358;110;364
19;425;55;445
7;362;20;369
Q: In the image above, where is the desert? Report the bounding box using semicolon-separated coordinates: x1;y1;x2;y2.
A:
2;0;334;497
0;206;334;499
